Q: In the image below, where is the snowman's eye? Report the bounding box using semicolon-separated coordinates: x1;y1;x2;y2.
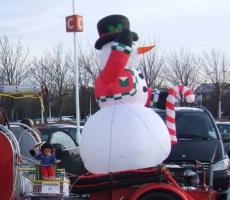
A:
108;26;115;32
108;24;123;33
117;24;123;32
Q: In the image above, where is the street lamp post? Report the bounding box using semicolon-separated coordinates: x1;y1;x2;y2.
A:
72;0;80;133
65;1;83;135
218;87;222;119
89;95;92;116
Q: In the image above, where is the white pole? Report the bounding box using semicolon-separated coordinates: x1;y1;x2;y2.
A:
72;0;81;135
201;84;203;107
89;95;91;116
49;102;52;121
41;109;44;124
218;88;222;119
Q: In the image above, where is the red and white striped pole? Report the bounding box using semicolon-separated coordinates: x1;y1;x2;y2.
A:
166;84;195;144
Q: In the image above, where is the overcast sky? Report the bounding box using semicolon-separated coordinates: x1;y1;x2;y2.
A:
1;0;230;56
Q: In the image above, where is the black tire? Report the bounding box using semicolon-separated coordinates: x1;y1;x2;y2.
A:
217;193;228;200
139;191;182;200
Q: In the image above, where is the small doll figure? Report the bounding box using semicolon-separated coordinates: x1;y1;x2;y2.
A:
30;142;61;180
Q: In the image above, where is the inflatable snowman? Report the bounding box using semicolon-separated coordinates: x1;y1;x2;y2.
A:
80;15;171;174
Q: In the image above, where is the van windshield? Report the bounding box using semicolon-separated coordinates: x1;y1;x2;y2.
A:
156;111;218;140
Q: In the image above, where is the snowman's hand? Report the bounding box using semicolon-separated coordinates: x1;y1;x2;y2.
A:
115;29;133;47
29;149;36;157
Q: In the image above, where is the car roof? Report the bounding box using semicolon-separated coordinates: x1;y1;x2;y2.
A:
154;107;204;112
37;124;84;129
216;121;230;125
37;124;82;142
175;107;203;112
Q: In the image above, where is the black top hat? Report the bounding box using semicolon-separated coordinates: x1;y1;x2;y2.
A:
95;14;138;50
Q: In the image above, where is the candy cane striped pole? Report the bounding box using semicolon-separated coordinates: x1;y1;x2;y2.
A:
166;84;195;144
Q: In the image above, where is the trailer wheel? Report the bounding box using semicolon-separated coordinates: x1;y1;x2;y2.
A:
139;191;182;200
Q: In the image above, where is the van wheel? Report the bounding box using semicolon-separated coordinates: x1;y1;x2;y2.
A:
217;193;228;200
139;191;182;200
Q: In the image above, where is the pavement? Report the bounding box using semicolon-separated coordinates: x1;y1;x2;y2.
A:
65;190;230;200
63;191;230;200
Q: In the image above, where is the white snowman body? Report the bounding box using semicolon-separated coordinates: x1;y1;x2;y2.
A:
80;42;171;174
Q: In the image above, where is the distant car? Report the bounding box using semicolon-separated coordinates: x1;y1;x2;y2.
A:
216;121;230;156
216;121;230;135
43;124;84;139
37;124;87;175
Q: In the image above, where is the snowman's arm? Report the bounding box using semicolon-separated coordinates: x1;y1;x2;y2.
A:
99;43;132;84
145;88;158;107
145;88;169;109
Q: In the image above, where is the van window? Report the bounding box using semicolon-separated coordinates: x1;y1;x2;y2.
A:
176;112;217;139
156;111;217;139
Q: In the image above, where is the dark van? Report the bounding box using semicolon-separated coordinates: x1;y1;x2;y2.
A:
155;107;229;200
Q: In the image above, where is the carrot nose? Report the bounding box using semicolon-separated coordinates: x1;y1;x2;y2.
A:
137;45;155;54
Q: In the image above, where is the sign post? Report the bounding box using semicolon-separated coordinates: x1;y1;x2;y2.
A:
66;0;83;135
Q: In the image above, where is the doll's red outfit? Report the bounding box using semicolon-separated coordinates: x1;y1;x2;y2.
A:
34;153;57;177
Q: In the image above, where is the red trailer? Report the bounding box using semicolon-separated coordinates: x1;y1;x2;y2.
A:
0;126;21;200
0;132;14;200
71;161;217;200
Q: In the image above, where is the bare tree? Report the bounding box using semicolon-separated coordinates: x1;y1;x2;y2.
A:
140;46;165;88
0;35;30;85
77;44;100;86
31;43;74;120
76;44;101;116
199;49;230;118
0;35;30;120
52;45;74;118
164;48;200;89
31;56;51;86
31;55;54;121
